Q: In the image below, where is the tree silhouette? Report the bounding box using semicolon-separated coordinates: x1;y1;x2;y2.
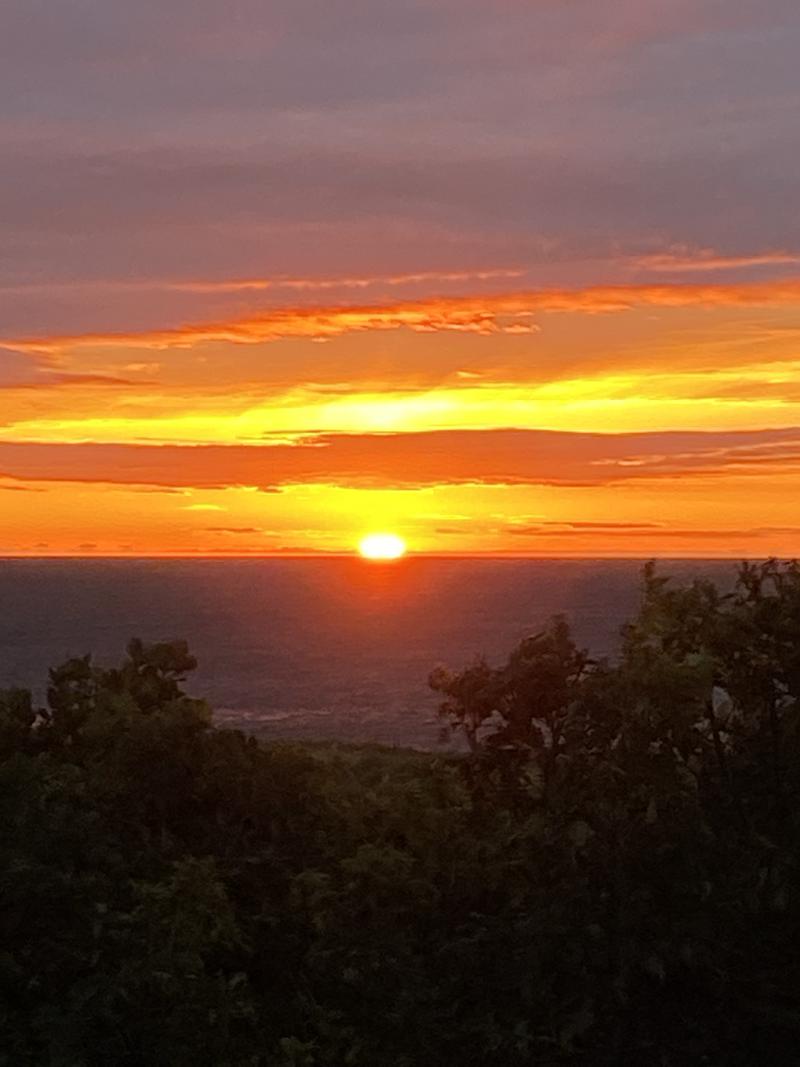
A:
4;565;800;1064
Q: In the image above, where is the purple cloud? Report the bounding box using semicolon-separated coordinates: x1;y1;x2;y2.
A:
1;0;799;339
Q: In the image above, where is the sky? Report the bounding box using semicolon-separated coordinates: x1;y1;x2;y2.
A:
2;0;800;556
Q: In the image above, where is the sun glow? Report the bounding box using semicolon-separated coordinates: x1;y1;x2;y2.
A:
358;532;407;560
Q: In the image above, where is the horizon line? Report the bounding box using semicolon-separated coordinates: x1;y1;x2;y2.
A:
0;553;790;563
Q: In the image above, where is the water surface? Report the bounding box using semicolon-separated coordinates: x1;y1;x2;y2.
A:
0;558;736;746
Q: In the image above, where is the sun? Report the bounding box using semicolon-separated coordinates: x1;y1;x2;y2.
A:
358;532;407;560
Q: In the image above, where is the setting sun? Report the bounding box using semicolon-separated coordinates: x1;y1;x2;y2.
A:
358;532;407;560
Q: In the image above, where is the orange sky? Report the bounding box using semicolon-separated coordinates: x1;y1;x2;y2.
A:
2;1;800;557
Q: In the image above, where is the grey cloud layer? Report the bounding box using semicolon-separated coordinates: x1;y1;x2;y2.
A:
2;0;800;336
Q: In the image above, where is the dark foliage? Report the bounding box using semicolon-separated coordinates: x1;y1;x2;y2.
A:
4;562;800;1064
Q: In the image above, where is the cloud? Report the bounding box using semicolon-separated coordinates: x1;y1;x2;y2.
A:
636;249;800;273
0;268;523;302
0;347;52;388
17;372;147;388
203;526;262;534
506;526;777;540
0;345;143;389
538;521;662;530
185;268;523;293
1;0;799;314
435;518;800;544
2;427;800;491
13;278;800;355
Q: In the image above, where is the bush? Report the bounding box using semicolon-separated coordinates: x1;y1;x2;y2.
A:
3;563;800;1064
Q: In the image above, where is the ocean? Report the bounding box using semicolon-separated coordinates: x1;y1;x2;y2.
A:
0;558;737;748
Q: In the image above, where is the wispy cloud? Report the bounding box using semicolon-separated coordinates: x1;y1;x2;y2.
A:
203;526;262;534
0;267;523;296
14;278;800;355
0;345;147;389
637;249;800;272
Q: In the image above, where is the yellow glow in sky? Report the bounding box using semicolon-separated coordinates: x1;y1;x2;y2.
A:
5;287;800;556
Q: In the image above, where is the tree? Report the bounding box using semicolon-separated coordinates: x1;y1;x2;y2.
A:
5;565;800;1064
430;560;800;1062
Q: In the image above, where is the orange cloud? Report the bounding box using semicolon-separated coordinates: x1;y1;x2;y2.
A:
164;267;525;294
505;526;787;540
204;526;263;534
14;277;800;355
2;427;800;491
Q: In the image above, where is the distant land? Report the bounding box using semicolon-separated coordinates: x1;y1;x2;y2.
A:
0;557;739;747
